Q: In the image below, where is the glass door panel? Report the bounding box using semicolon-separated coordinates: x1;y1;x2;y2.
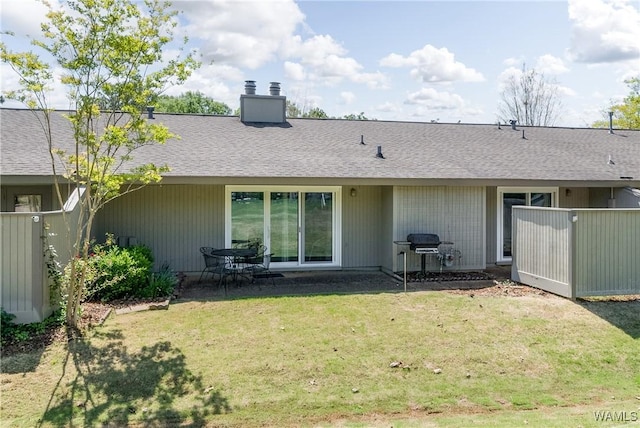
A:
531;193;552;207
231;192;264;247
303;192;333;262
270;192;299;262
503;193;526;258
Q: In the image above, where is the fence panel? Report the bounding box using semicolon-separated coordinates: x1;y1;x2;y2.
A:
0;214;44;323
0;188;83;324
574;210;640;296
513;207;640;298
512;207;573;298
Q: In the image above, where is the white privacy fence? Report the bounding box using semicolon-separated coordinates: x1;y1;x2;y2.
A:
0;189;83;323
512;207;640;298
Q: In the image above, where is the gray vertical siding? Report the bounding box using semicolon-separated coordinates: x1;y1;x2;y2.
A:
381;186;394;272
485;187;497;264
574;210;640;295
96;184;226;273
393;186;485;272
342;185;383;268
559;187;590;208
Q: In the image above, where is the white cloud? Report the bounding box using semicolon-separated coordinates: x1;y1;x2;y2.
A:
380;44;485;83
404;88;466;110
180;0;305;69
567;0;640;63
555;84;577;97
282;35;388;88
536;54;570;75
375;102;400;113
503;57;526;68
351;71;390;90
284;61;306;81
339;91;355;104
0;0;53;38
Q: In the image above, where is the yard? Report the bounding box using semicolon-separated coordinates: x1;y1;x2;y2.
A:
1;281;639;427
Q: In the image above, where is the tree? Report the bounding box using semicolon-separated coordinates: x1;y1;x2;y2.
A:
592;77;640;130
304;107;328;119
343;112;371;121
1;0;199;329
286;100;302;118
497;67;562;126
154;91;231;115
285;100;330;119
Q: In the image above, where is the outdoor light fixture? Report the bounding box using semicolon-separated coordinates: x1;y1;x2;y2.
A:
350;188;357;197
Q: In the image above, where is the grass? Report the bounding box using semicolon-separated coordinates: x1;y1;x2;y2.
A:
1;290;639;427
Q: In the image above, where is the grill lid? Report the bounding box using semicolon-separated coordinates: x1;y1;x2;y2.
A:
407;233;441;250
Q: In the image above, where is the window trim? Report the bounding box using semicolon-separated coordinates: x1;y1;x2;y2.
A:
225;185;342;269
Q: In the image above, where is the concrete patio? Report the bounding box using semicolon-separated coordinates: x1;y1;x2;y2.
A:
175;266;512;301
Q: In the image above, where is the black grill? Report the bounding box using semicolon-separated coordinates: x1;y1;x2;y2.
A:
407;233;441;252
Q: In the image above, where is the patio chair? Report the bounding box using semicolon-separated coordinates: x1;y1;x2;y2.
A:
242;245;275;285
198;247;230;292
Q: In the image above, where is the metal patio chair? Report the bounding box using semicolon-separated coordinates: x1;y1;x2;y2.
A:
198;247;230;293
242;245;275;285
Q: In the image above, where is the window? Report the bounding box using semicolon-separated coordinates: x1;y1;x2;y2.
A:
14;195;42;212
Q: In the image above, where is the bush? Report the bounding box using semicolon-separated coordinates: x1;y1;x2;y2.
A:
87;244;154;301
141;263;178;298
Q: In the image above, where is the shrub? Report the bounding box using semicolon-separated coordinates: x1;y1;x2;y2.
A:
87;244;154;301
141;263;178;298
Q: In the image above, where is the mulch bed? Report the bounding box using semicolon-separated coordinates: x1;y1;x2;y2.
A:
1;298;167;358
400;271;493;282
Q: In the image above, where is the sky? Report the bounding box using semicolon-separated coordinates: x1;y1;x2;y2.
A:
1;0;639;127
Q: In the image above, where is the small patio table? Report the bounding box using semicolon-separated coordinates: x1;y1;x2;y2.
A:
210;247;257;285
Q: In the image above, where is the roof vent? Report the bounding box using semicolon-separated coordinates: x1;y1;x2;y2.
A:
376;145;385;159
360;135;365;145
608;111;614;134
509;120;517;130
269;82;281;96
244;80;257;95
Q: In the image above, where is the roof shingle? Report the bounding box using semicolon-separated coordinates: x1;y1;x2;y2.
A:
1;109;639;185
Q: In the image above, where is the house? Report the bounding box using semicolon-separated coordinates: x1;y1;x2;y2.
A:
1;81;639;321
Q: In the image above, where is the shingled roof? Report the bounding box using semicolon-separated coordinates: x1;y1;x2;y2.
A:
1;108;639;186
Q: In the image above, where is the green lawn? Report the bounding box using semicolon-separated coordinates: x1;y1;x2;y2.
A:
2;291;639;427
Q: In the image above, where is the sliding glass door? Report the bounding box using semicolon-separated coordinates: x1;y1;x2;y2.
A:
227;187;341;268
497;188;557;261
